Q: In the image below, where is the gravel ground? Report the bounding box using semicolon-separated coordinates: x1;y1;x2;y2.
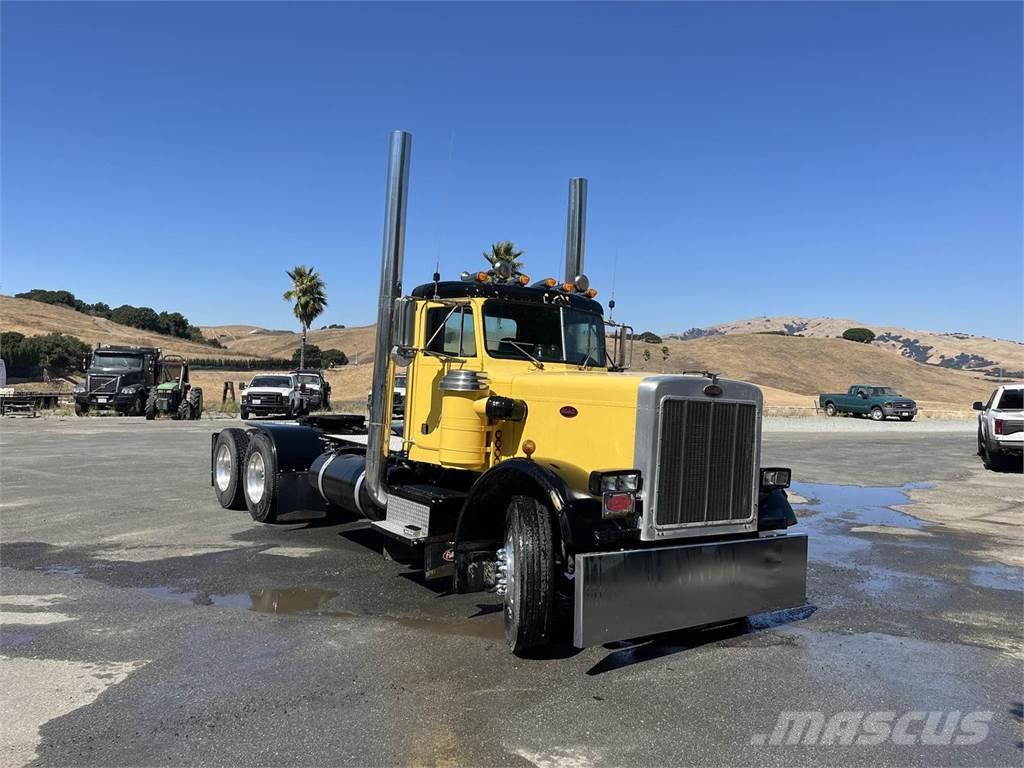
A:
763;416;975;433
1;418;1020;767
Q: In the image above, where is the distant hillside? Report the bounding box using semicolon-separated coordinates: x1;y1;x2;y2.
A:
0;296;253;359
640;334;997;405
667;316;1022;375
201;324;378;364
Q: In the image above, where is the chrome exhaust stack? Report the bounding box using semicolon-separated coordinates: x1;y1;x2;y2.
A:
564;177;587;283
366;130;412;510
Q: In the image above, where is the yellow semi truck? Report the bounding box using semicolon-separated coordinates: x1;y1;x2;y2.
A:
210;131;807;654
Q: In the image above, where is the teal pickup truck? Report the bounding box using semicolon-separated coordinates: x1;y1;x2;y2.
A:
818;385;918;421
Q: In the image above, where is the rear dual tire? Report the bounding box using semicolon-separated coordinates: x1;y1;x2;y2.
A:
213;429;249;510
243;432;278;523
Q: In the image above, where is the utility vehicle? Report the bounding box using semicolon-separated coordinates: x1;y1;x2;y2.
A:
210;131;807;653
974;384;1023;470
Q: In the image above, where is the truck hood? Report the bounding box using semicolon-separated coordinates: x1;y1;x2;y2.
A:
245;386;292;396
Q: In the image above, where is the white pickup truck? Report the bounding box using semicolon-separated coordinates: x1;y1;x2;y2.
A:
974;384;1023;470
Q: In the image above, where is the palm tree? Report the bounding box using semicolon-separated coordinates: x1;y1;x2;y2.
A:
483;241;524;274
283;265;327;369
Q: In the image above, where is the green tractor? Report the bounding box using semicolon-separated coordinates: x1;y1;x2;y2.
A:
145;356;203;420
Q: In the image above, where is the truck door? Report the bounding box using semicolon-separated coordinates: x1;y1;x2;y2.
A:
406;303;479;462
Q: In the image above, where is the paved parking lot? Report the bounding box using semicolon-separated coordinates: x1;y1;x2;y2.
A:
1;417;1021;767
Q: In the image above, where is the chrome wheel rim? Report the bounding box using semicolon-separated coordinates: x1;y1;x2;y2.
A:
246;451;266;504
499;531;516;618
214;444;232;492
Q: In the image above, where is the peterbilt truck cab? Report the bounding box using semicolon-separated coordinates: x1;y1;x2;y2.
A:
209;131;807;654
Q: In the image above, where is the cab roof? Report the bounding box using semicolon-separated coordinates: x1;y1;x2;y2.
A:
410;280;603;314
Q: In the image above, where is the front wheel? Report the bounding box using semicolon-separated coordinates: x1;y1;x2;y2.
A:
497;495;557;654
144;393;157;420
74;402;88;417
824;402;837;417
870;407;884;421
240;406;250;420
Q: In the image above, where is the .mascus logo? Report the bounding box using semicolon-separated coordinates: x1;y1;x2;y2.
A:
704;384;723;397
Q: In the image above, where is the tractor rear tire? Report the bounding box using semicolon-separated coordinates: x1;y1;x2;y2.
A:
501;495;557;654
243;432;278;523
144;393;157;420
188;388;203;419
213;429;249;510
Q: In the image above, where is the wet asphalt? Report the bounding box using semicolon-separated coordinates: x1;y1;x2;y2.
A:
1;417;1021;767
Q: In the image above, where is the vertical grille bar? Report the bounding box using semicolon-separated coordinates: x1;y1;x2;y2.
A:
655;399;758;527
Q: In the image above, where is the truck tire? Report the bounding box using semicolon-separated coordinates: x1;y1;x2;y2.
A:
870;406;884;421
240;406;250;420
500;495;556;654
213;429;249;510
243;432;278;523
977;429;985;457
824;402;837;417
128;392;144;417
75;402;88;417
144;393;157;420
981;441;1005;472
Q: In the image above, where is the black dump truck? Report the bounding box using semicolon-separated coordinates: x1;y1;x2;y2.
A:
74;345;160;416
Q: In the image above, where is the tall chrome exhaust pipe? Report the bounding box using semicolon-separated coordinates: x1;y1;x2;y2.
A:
564;177;587;283
366;130;412;510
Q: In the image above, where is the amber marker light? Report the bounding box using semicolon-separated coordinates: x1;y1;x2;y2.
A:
561;282;574;292
522;439;536;458
542;277;556;288
518;274;530;285
476;271;490;282
584;288;597;299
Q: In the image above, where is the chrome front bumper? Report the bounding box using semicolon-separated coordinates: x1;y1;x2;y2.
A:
573;533;808;647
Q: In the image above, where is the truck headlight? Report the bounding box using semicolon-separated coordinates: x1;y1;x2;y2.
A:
589;470;641;495
120;385;138;395
73;384;85;394
760;467;791;490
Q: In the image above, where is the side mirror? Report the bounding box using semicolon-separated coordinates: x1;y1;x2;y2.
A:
392;297;419;350
972;401;984;411
616;324;633;370
239;382;246;391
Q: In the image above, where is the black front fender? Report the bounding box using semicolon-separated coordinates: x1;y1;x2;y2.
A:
758;488;798;531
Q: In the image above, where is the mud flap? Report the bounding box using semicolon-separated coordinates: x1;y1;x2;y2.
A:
573;534;808;647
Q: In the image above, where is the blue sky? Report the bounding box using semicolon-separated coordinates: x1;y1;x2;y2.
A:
2;2;1021;339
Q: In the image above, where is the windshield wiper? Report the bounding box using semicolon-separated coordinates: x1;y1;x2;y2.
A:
506;340;545;370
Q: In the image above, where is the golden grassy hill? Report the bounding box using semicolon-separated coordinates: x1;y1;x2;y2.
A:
202;324;379;364
633;334;998;405
672;315;1023;373
1;296;252;359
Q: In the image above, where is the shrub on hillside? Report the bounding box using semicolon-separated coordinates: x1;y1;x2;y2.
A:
14;288;220;346
322;348;349;367
292;344;322;368
842;327;876;344
636;331;663;344
0;331;90;375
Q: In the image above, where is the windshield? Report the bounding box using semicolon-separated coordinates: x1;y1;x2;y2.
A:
996;389;1023;410
482;300;606;368
869;387;899;396
92;354;143;371
250;376;291;388
298;374;320;387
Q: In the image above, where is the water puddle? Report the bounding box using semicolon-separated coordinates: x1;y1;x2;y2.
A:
790;481;934;562
139;586;348;616
34;564;83;577
968;563;1024;592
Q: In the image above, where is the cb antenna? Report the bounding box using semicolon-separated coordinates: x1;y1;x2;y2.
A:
608;237;619;322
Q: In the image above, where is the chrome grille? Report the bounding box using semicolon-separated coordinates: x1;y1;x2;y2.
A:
88;375;118;394
654;399;757;527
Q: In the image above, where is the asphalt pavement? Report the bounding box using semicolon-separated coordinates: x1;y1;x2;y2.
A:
1;417;1021;767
